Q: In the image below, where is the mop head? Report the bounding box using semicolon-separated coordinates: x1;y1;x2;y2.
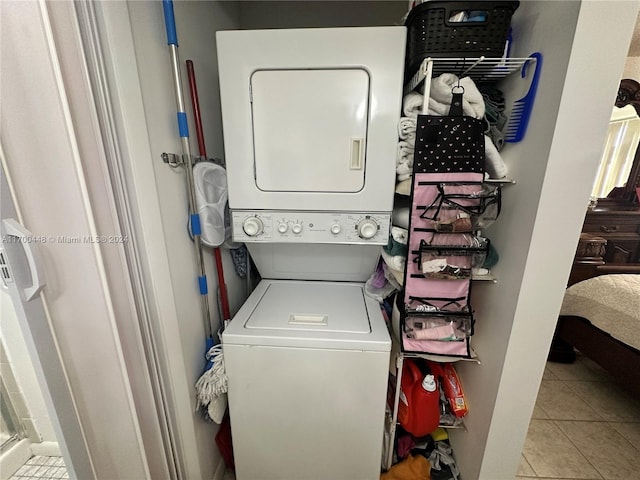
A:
195;344;228;424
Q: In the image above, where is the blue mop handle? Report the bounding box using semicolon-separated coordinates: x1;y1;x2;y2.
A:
162;0;178;46
161;0;211;318
162;0;190;141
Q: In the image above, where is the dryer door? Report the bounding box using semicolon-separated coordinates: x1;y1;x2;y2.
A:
251;69;369;193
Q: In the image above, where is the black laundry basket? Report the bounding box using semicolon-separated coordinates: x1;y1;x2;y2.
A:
404;1;520;75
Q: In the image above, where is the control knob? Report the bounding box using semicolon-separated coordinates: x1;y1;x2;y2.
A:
291;223;303;235
277;223;288;234
357;218;378;240
242;216;264;237
330;223;342;235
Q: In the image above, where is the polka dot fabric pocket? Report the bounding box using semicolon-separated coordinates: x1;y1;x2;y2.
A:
415;116;485;174
413;92;485;175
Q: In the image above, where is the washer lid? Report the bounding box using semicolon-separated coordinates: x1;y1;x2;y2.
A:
245;281;371;333
223;280;390;351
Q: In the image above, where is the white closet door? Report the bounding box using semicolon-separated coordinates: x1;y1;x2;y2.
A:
251;69;370;193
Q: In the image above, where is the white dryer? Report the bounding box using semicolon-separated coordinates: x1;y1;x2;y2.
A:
217;26;405;479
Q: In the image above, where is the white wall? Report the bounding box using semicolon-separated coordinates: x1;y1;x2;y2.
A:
623;56;640;79
238;1;406;28
99;1;243;478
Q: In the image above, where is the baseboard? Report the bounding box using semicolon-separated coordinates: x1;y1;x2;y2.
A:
30;441;61;457
0;438;32;480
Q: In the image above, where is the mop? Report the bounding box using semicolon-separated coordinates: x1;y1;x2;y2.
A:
185;58;232;424
161;0;227;422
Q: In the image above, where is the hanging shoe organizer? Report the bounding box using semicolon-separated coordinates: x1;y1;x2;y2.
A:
383;51;539;470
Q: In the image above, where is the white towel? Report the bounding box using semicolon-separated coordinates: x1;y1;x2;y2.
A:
395;178;412;196
403;74;485;120
398;117;417;141
484;134;508;179
429;74;485;119
397;164;412;182
396;140;414;181
403;92;425;118
396;140;414;165
381;248;405;272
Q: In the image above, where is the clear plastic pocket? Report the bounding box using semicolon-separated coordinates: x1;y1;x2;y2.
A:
406;295;469;314
418;183;501;232
404;313;473;341
415;236;489;280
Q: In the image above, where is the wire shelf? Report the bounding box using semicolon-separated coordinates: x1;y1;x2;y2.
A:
405;56;531;94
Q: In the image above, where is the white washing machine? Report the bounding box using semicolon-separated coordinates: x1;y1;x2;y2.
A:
217;27;405;479
223;280;390;480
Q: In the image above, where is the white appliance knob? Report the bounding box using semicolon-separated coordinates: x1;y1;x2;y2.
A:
330;223;341;235
357;219;378;239
291;223;303;235
243;217;264;237
277;223;288;234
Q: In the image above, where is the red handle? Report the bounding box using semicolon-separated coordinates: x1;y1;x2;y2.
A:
186;60;231;323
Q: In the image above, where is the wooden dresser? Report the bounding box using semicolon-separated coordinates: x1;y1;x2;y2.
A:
581;203;640;264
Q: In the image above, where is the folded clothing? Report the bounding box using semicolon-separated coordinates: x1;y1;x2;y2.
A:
380;454;430;480
384;227;408;257
398;116;417;141
381;248;405;273
396;140;415;181
480;84;508;151
395;179;412;196
484;134;508;179
430;73;485;118
403;91;424;118
403;73;486;120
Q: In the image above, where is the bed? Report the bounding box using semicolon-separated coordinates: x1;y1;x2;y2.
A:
549;251;640;399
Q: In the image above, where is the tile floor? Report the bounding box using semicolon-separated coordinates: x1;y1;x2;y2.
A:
8;354;639;480
9;455;67;480
517;353;640;480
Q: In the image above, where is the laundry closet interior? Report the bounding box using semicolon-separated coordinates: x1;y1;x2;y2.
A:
78;1;635;479
131;1;636;478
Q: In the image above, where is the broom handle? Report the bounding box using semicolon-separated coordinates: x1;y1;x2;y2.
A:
186;60;232;324
162;0;212;338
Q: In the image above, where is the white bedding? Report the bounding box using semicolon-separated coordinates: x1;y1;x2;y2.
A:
560;274;640;351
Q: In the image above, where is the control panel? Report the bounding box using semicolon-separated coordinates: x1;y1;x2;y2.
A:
231;210;391;245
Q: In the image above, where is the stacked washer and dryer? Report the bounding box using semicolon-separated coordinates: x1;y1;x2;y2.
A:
217;27;406;479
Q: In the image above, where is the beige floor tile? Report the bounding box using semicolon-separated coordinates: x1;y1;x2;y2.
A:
543;363;559;380
609;422;640;450
522;419;602;479
532;401;549;419
566;381;640;422
517;454;536;476
556;420;640;480
546;356;610;382
536;380;603;421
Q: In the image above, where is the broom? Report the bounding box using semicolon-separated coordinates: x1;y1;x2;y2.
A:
185;58;232;424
